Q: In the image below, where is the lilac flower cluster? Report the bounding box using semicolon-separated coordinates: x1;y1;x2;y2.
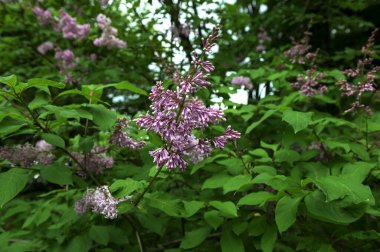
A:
256;27;271;53
56;9;90;40
231;76;253;90
285;31;327;96
71;147;114;178
110;118;145;149
0;142;54;168
135;26;240;171
94;14;126;49
292;69;327;96
284;31;315;64
75;185;131;219
37;41;54;55
32;6;52;26
54;49;77;69
337;28;379;115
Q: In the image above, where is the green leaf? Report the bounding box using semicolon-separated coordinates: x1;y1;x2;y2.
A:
180;227;211;249
209;201;238;218
0;168;30;207
28;91;50;110
202;173;232;190
314;176;374;204
0;75;17;87
238;191;274;207
27;78;65;89
89;226;111;246
282;110;313;133
101;81;148;95
204;210;224;230
109;178;145;197
275;195;302;233
221;229;245;252
246;109;277;134
41;133;65;149
274;149;301;165
183;201;204;218
66;234;92;252
261;225;277;252
305;190;368;224
39;165;73;185
0;116;28;137
341;162;375;183
223;174;252;194
83;104;117;130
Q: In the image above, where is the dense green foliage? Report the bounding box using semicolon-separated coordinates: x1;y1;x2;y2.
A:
1;0;380;251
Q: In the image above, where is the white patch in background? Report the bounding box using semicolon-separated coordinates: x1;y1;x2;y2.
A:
230;87;248;104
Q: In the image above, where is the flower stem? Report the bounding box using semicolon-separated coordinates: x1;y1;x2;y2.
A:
133;165;164;207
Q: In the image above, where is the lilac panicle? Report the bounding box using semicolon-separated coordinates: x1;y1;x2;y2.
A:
285;31;327;96
37;41;54;55
94;14;126;49
256;27;271;53
110;118;145;149
231;76;253;90
75;185;131;219
32;6;52;26
337;28;379;115
57;9;90;40
0;143;54;168
71;147;114;178
135;26;240;171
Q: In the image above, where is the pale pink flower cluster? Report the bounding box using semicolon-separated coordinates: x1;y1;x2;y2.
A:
135;26;240;171
256;27;271;53
75;185;131;219
32;6;52;26
56;9;90;40
0;143;54;168
110;118;145;149
94;14;126;49
231;76;253;90
337;28;379;115
37;41;54;55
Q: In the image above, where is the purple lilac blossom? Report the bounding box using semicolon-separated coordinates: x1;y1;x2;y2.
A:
32;6;52;26
337;28;379;115
37;41;54;55
110;118;145;149
71;147;114;178
94;14;126;49
75;185;131;219
0;144;54;167
35;140;53;151
135;26;240;171
57;9;90;40
292;69;327;96
231;76;253;90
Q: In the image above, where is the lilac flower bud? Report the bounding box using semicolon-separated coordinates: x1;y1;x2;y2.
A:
75;185;131;219
37;41;54;55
